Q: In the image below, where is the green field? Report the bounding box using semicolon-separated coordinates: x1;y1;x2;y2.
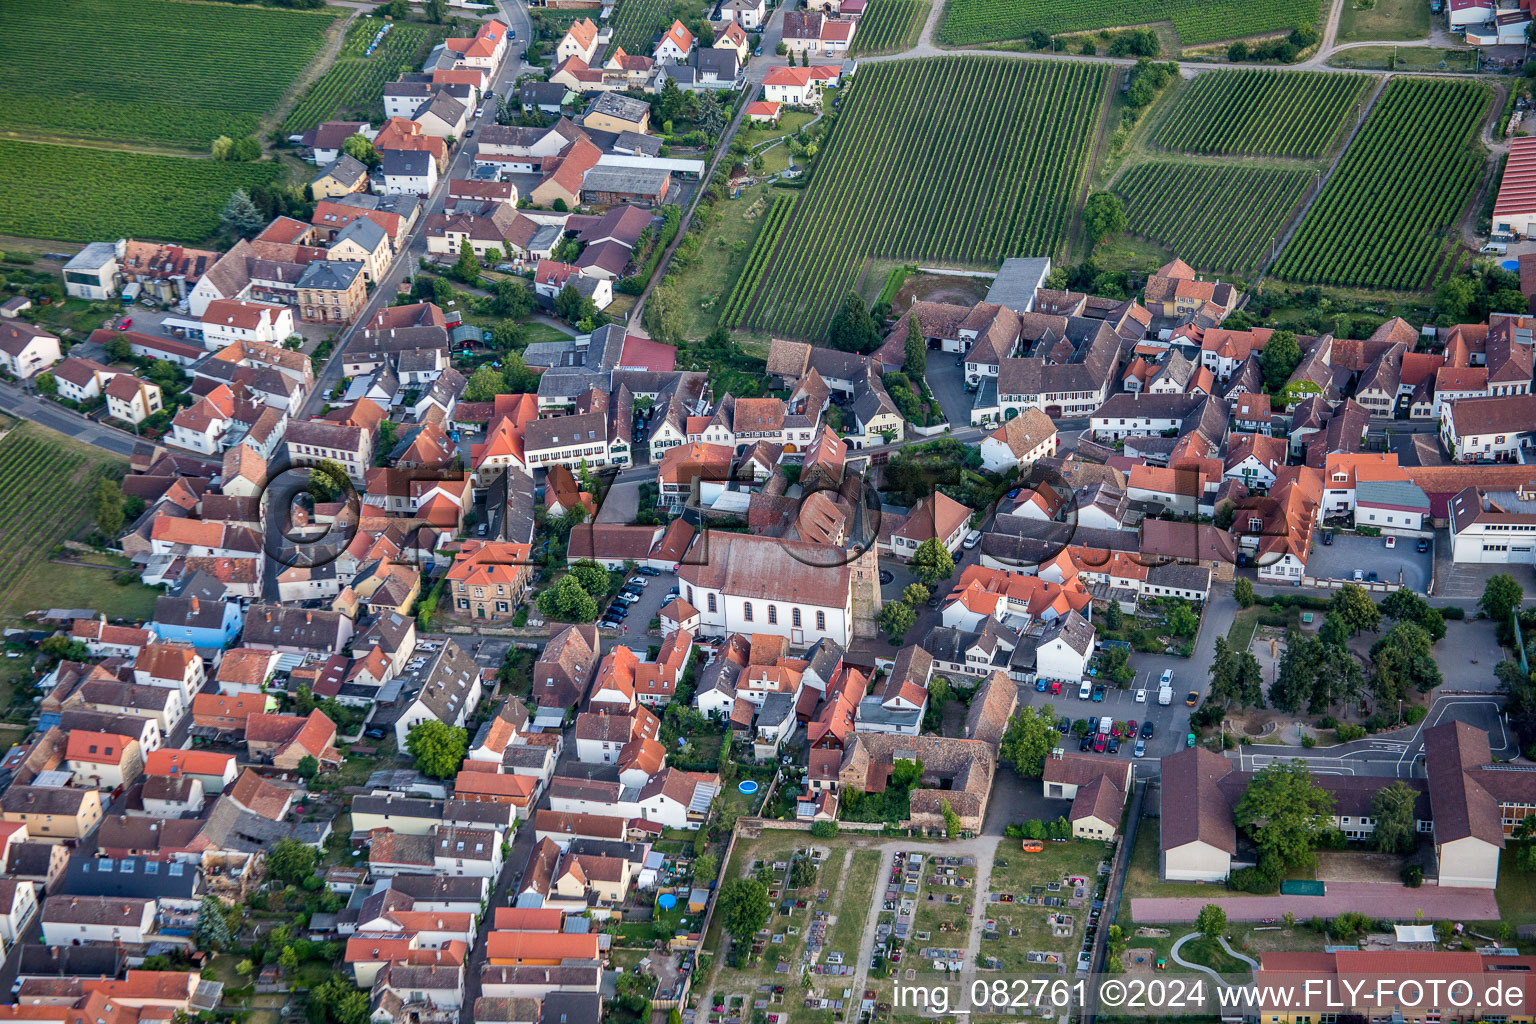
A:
282;18;447;136
0;0;338;149
0;140;285;243
0;424;152;625
1336;0;1431;42
1273;77;1490;291
737;57;1107;338
850;0;932;55
1117;163;1311;274
1152;71;1372;158
936;0;1323;47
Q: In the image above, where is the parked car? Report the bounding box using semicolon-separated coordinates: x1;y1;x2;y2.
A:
1126;719;1138;738
1108;736;1120;754
118;317;132;330
1321;530;1334;545
1079;734;1093;752
1048;680;1063;695
1079;680;1093;700
963;530;982;550
1036;679;1049;692
1159;669;1173;685
1091;685;1106;702
465;128;475;138
1353;569;1364;582
1417;538;1430;553
1185;690;1199;706
1134;738;1146;758
1058;716;1070;733
638;566;661;576
1186;733;1196;747
1385;536;1397;549
628;576;647;586
365;727;386;739
1134;688;1146;703
1140;721;1153;739
1093;733;1107;753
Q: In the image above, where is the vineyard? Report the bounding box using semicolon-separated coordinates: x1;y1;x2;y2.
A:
1152;70;1371;158
1272;77;1490;291
720;195;798;328
936;0;1321;47
0;0;337;149
849;0;931;55
0;140;284;244
734;57;1106;338
0;424;121;622
1116;163;1311;274
606;0;705;58
282;19;445;137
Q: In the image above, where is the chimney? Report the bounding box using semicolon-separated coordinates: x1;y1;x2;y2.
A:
190;597;199;615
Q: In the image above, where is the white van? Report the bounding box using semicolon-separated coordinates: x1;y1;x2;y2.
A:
1481;242;1508;255
1098;716;1113;735
1078;679;1093;700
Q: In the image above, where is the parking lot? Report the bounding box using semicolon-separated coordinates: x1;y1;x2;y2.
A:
593;569;676;644
1304;532;1432;592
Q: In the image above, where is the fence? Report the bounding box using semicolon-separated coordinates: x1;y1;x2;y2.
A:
1301;575;1403;593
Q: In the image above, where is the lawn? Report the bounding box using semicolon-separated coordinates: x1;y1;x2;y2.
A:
936;0;1324;47
1495;849;1536;928
670;182;786;339
1335;0;1431;42
1326;45;1477;71
0;140;286;244
826;848;883;954
0;0;339;149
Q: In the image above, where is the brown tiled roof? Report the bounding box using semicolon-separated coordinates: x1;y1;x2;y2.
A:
962;670;1016;746
1157;746;1238;855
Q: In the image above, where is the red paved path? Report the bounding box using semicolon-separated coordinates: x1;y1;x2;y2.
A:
1133;881;1499;923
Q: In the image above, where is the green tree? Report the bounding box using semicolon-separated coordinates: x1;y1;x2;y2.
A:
492;277;535;318
306;459;351;502
1233;760;1336;869
910;537;955;587
404;719;470;778
1258;330;1303;392
1437;274;1478;321
296;755;319;780
890;757;923;790
827;292;879;353
1369;780;1419;854
221;188;265;238
903;330;926;378
104;333;132;361
35;371;58;396
879;600;915;643
1330;583;1381;635
232;136;262;161
196;894;232;951
718;877;770;941
423;0;446;21
1099;645;1134;684
454;240;481;283
1083;192;1128;249
211;135;234;160
266;838;318;885
490;319;526;353
1369;622;1441;705
941;799;961;838
1166;600;1199;638
570;560;610;596
308;976;369;1024
279;946;299;971
1209;636;1264;709
1514;814;1536;872
464;364;508;402
1194;903;1227;939
537;573;599;622
998;704;1059;777
1234;577;1254;608
1318;611;1351;649
92;477;125;537
1481;573;1524;625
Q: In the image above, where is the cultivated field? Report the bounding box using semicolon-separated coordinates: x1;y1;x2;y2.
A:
737;57;1106;338
0;424;131;623
0;140;285;243
606;0;705;57
1117;163;1311;274
850;0;932;55
719;194;798;329
1152;70;1372;159
936;0;1322;48
1272;77;1490;291
0;0;338;149
282;18;446;136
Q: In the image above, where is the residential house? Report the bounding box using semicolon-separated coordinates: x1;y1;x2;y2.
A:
394;641;484;747
0;323;62;379
104;375;163;426
296;260;368;324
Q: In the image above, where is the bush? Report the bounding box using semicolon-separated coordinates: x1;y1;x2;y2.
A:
1402;705;1427;725
1300;735;1316;748
1336;723;1367;742
1402;864;1423;887
1227;856;1281;894
1442;606;1466;620
810;821;838;838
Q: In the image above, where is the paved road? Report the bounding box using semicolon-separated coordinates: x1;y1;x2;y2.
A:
303;0;532;417
0;381;223;461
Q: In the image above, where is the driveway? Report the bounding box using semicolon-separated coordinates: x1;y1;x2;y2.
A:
1306;533;1431;592
924;351;973;426
1133;881;1499;923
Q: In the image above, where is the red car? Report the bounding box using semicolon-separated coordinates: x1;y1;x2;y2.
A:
117;317;132;330
1048;680;1062;695
1093;733;1107;753
1125;719;1138;738
1110;722;1122;738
